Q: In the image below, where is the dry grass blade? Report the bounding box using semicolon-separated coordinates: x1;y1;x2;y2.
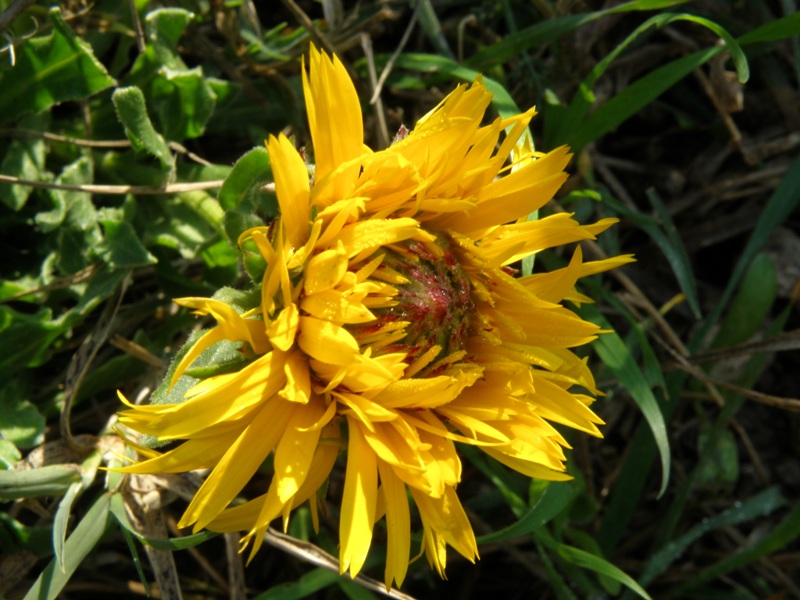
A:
224;533;247;600
686;328;800;365
668;346;800;412
263;528;418;600
0;263;103;304
110;335;168;369
124;475;183;600
61;273;130;449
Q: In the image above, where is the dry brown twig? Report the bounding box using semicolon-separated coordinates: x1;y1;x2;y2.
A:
0;174;277;195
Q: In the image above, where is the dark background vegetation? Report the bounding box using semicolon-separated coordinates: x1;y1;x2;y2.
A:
1;0;799;598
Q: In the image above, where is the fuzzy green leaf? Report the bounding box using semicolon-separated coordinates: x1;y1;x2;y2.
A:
112;86;173;168
0;8;115;121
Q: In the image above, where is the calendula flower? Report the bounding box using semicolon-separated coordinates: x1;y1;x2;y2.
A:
116;46;633;590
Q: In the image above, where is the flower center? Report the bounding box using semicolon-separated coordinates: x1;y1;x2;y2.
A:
353;233;475;367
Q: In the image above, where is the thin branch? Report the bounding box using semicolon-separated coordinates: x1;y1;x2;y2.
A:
1;128;214;166
263;528;417;599
281;0;338;57
360;33;390;148
128;0;146;53
370;2;421;105
0;0;36;32
0;174;227;195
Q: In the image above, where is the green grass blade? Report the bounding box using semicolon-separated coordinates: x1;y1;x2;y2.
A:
581;304;671;497
383;53;524;120
466;0;690;70
554;543;653;600
0;465;81;499
250;567;341;600
109;493;218;550
692;152;800;347
477;481;576;544
414;0;453;59
119;525;152;597
674;500;800;594
23;493;115;600
53;481;83;573
551;13;746;147
645;189;702;318
738;11;800;44
568;46;721;151
637;486;786;588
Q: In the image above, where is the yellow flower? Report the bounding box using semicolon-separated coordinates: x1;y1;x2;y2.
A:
116;46;634;589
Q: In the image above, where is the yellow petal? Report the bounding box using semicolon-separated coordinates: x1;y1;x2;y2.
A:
266;134;310;250
273;396;327;502
377;461;410;590
410;486;478;565
301;289;375;324
479;213;597;267
335;218;433;258
267;303;299;351
303;46;363;204
125;351;287;440
279;349;311;404
179;398;297;531
303;246;348;294
208;422;340;533
298;316;360;365
434;145;571;237
115;426;239;474
340;417;378;578
484;447;572;481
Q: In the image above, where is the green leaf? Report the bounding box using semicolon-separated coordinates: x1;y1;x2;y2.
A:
155;67;218;140
37;156;94;234
0;465;81;500
218;146;273;211
337;578;379;600
51;159;101;274
0;7;116;122
0;114;48;211
0;439;22;469
97;220;157;269
219;147;278;244
112;86;173;168
695;425;739;487
206;78;296;140
0;513;53;557
0;307;66;378
581;304;671;497
555;544;653;600
477;481;576;544
144;8;195;68
711;253;777;351
178;191;226;237
0;384;45;449
23;493;115;600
